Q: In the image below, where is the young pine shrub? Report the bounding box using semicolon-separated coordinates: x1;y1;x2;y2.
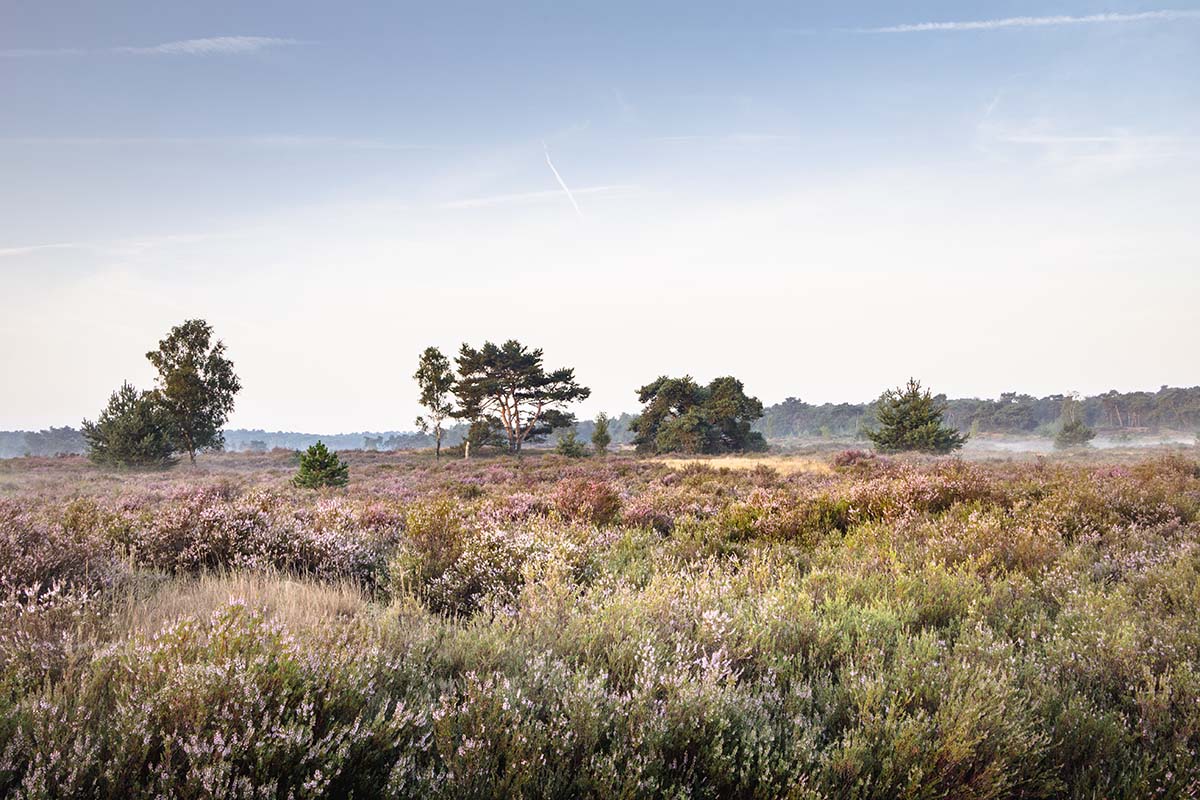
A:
80;382;177;468
555;429;588;458
293;441;349;488
591;412;612;455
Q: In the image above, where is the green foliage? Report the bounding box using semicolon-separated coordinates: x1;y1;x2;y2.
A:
1056;395;1096;449
460;417;507;455
555;429;587;458
414;346;456;460
631;375;767;454
146;319;241;463
292;441;349;488
867;378;968;454
1056;419;1097;449
591;412;612;455
452;340;590;453
80;382;177;468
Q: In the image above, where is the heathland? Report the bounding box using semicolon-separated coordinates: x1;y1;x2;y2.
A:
3;447;1200;797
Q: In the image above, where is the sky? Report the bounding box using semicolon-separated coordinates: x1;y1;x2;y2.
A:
1;1;1198;432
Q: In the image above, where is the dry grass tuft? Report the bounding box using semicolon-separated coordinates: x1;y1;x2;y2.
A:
657;455;833;475
110;571;371;638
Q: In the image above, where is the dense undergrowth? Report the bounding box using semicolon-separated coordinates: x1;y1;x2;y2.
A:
2;451;1200;798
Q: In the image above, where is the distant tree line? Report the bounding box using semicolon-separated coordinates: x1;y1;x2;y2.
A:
15;318;1198;468
758;385;1200;439
0;427;87;458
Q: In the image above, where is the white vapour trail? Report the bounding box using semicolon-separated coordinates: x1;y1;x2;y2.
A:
115;36;300;55
543;144;584;219
1;36;300;57
857;9;1200;33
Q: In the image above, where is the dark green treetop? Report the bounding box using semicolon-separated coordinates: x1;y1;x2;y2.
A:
81;382;177;468
293;441;350;488
866;378;967;454
631;375;767;454
1055;394;1096;449
452;340;590;453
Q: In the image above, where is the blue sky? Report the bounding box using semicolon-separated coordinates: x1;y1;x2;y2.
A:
2;2;1198;431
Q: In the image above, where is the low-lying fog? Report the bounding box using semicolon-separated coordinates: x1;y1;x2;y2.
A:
966;435;1197;454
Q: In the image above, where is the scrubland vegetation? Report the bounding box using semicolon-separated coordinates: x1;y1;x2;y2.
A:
3;449;1200;797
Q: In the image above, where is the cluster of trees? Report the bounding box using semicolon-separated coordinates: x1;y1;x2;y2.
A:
554;412;612;458
82;320;241;468
630;376;768;455
414;341;591;458
759;385;1200;440
71;320;1159;473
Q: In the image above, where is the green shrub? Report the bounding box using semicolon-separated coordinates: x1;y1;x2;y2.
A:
1056;418;1096;449
293;441;349;488
555;429;587;458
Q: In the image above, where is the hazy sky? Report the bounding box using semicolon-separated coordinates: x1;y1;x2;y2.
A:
2;1;1198;431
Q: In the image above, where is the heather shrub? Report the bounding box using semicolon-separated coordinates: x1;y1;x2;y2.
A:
551;477;621;526
1;452;1199;797
831;448;877;470
0;582;103;692
389;495;473;608
0;501;126;593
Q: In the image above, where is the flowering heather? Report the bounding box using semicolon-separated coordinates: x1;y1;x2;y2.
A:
1;449;1200;797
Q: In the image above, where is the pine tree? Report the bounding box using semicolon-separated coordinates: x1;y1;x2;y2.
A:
555;428;587;457
1054;394;1095;449
452;340;589;453
81;382;177;468
867;378;967;454
591;412;612;455
293;441;350;488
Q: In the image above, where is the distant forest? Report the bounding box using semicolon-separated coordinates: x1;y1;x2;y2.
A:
3;389;1197;458
756;385;1200;440
0;414;639;458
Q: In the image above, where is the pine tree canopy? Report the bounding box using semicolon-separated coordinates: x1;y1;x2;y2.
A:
867;378;968;454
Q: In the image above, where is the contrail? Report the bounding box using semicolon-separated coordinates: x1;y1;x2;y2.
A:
543;143;584;219
856;9;1200;33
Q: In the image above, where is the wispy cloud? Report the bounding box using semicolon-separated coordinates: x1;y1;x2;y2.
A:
975;118;1199;176
114;36;300;55
439;185;638;211
0;243;88;258
0;233;221;260
1;36;301;58
1;135;433;150
856;9;1200;34
651;133;797;146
